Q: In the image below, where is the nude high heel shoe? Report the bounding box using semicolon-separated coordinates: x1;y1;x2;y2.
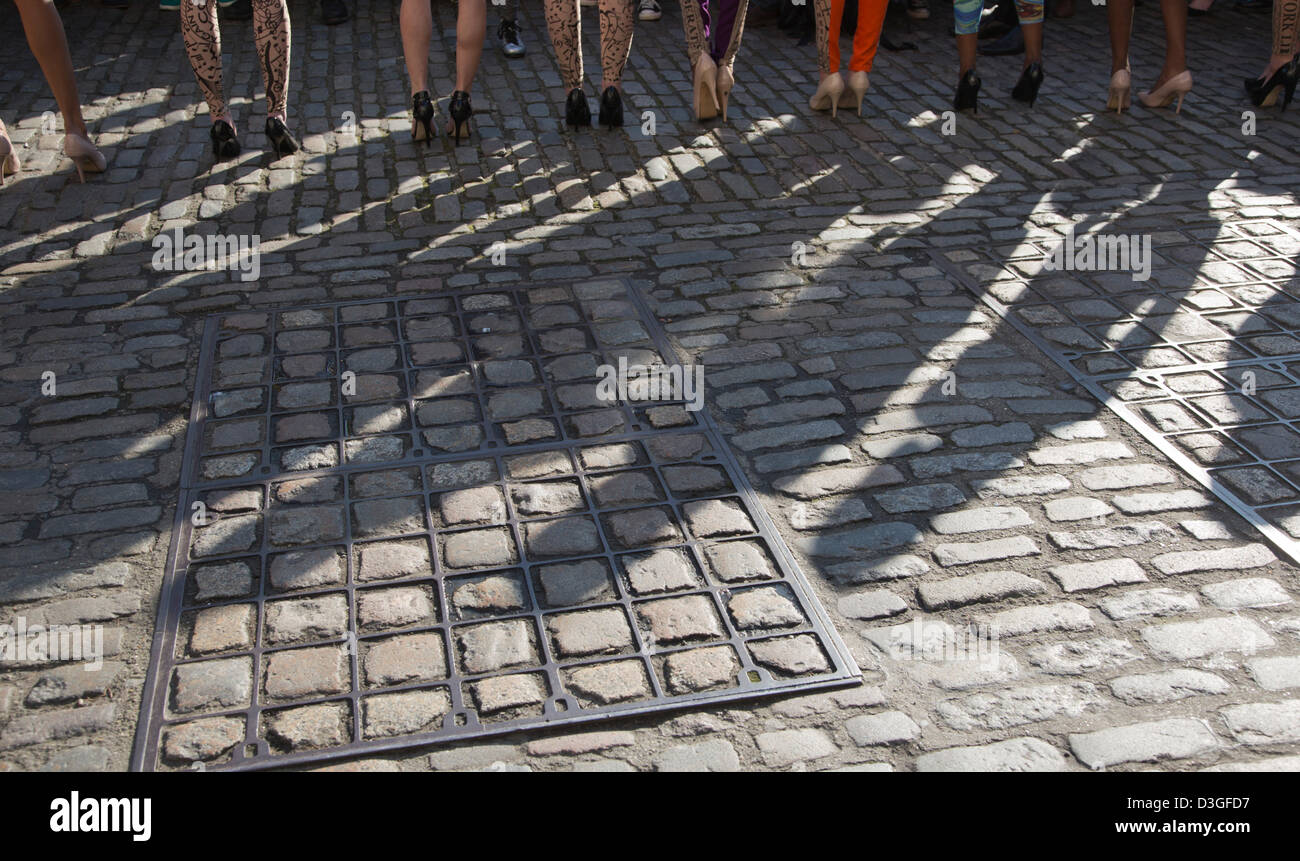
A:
838;70;869;116
63;132;106;183
1107;68;1131;114
716;62;735;122
809;72;845;117
693;53;720;121
1138;70;1193;113
0;122;19;187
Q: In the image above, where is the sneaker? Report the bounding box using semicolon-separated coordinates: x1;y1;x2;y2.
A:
906;0;929;19
159;0;178;9
498;18;526;57
638;0;662;20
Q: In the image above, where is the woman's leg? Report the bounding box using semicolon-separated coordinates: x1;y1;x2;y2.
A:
179;0;230;127
14;0;91;138
400;0;432;95
455;0;487;92
850;0;889;73
1015;0;1044;67
1262;0;1299;77
544;0;584;90
813;0;832;76
597;0;634;90
1154;0;1187;86
1107;0;1132;76
828;0;845;75
953;0;984;74
679;0;710;66
252;0;291;121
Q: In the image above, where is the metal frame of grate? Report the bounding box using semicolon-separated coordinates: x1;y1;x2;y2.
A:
131;278;860;772
933;219;1300;565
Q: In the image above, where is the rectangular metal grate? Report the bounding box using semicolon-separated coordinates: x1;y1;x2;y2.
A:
934;219;1300;565
131;278;859;771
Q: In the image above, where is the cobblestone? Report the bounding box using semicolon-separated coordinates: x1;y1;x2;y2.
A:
1069;719;1221;770
916;738;1066;772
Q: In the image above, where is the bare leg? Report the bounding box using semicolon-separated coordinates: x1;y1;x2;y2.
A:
14;0;90;138
456;0;487;93
957;34;977;75
1107;0;1132;76
1262;0;1300;78
252;0;291;122
1154;0;1187;87
401;0;432;95
1022;22;1043;67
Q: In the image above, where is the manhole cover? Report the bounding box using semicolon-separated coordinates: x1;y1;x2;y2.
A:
132;278;859;771
935;219;1300;564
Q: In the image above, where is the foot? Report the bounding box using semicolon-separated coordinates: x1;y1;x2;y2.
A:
321;0;348;25
637;0;662;20
498;18;525;57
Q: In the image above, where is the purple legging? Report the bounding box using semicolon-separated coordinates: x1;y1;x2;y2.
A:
695;0;740;61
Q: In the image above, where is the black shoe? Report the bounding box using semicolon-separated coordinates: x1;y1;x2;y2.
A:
565;88;591;129
210;120;240;161
265;117;299;157
980;25;1024;56
1012;62;1045;107
1250;56;1300;110
954;69;981;113
447;90;473;144
222;0;252;20
597;86;624;127
411;90;435;145
321;0;348;25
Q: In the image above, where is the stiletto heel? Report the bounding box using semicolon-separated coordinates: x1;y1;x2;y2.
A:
716;63;735;121
0;122;18;187
954;69;981;113
411;90;435;145
1107;69;1131;114
693;53;720;121
209;120;241;161
447;90;472;145
809;72;845;117
265;117;300;157
63;132;106;183
597;86;624;128
1138;70;1193;112
565;88;591;129
1250;56;1300;110
1012;62;1045;107
839;71;869;117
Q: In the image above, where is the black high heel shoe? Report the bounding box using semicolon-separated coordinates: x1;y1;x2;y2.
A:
265;117;299;157
447;90;472;145
1249;56;1300;110
954;69;981;113
565;88;591;129
210;120;240;161
1012;62;1045;107
597;86;623;128
411;90;435;145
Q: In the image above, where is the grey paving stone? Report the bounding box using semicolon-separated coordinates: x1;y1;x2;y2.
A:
844;711;920;746
918;570;1047;611
932;536;1040;567
875;483;967;514
755;728;839;767
1026;638;1142;676
837;590;907;621
930;506;1032;535
1069;719;1220;769
916;738;1067;772
772;465;905;500
1141;616;1275;661
1043;497;1115;522
1246;655;1300;691
1151;543;1277;575
653;738;741;772
1049;558;1147;593
981;602;1094;637
1220;701;1300;745
1201;578;1292;609
1098;588;1200;621
1109;669;1233;705
937;683;1107;731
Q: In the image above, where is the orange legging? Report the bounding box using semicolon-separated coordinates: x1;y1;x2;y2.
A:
828;0;889;74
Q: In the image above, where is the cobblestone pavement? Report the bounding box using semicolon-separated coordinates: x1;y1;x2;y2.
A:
1;1;1299;771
